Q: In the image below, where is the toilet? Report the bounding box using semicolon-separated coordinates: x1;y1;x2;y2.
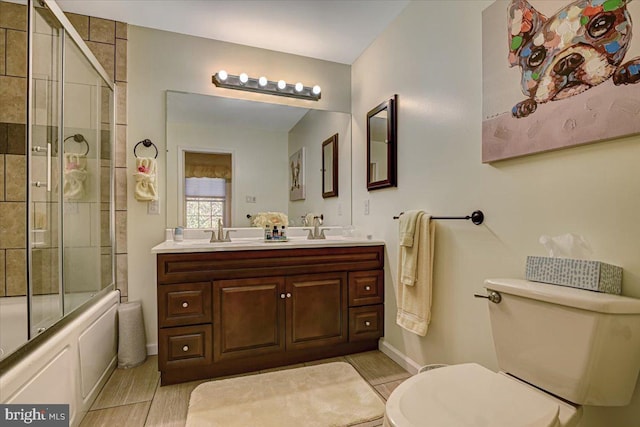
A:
384;278;640;427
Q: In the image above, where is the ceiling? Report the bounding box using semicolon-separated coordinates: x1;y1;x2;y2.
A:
55;0;410;65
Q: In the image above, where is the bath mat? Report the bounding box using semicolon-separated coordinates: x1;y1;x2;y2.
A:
185;362;385;427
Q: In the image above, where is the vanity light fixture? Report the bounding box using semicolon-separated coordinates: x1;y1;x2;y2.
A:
212;70;321;101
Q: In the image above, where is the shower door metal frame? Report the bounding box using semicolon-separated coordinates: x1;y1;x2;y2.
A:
27;0;116;340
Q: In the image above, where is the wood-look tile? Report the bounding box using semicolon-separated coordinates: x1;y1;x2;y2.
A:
80;401;150;427
346;351;411;386
349;418;384;427
91;356;160;410
374;378;408;401
260;363;305;373
145;379;205;427
304;355;347;366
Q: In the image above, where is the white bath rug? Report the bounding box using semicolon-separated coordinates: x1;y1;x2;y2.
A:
185;362;385;427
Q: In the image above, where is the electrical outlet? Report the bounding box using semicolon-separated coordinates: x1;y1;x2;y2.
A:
148;199;160;215
364;199;370;215
246;195;256;203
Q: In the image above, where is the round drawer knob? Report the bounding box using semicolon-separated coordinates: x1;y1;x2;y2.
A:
365;321;371;326
365;285;371;291
182;302;189;308
286;293;292;298
182;345;189;352
280;293;286;299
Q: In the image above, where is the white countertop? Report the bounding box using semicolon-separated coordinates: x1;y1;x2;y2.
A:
151;235;385;254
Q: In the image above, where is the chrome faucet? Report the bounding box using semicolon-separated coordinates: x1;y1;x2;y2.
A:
210;218;235;242
305;216;326;240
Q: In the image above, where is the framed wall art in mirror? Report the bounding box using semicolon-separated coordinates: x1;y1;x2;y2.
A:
322;133;338;198
367;94;397;190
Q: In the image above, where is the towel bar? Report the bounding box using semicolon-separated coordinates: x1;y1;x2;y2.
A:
393;210;484;225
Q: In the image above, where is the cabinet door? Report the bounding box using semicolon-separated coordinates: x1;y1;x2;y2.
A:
285;273;348;351
213;277;285;361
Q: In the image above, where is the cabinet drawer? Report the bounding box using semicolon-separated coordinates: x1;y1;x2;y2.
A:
159;324;212;370
158;282;211;327
348;270;384;306
349;305;384;342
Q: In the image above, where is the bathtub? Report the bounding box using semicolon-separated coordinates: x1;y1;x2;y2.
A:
0;290;119;427
0;297;28;360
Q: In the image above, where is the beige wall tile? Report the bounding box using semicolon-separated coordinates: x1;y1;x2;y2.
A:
6;30;27;77
0;76;27;123
0;249;5;296
0;201;25;248
65;12;89;40
6;248;26;296
101;165;111;204
0;28;6;75
115;21;127;40
115;210;126;254
0;2;27;31
116;82;127;125
86;41;115;82
116;253;127;296
101;252;113;288
115;38;127;83
115;124;126;168
115;167;127;211
31;248;58;295
89;17;115;44
0;155;4;201
5;154;25;201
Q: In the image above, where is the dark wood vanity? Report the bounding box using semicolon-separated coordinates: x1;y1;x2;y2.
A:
156;245;384;385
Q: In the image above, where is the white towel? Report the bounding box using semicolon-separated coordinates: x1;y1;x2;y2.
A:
397;214;435;336
134;157;158;201
399;210;424;286
399;210;422;247
63;153;87;200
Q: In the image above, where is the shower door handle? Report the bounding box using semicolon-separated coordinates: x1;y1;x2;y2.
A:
31;143;52;192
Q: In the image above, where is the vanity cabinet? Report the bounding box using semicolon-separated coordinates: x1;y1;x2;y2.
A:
156;245;384;385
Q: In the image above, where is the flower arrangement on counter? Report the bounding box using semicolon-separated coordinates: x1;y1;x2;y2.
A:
250;212;289;228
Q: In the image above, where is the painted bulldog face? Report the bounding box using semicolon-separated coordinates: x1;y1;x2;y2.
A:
508;0;632;103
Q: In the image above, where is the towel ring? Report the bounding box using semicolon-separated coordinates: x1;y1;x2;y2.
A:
134;139;158;159
63;134;90;156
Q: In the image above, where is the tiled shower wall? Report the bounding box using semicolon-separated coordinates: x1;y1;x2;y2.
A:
0;1;128;299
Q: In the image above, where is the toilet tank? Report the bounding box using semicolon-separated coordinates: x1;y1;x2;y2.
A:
484;278;640;406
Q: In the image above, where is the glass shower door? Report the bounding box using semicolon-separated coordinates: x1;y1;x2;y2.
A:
29;5;63;335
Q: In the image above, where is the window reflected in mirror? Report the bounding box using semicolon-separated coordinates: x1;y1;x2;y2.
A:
184;152;232;228
367;95;397;190
322;133;338;198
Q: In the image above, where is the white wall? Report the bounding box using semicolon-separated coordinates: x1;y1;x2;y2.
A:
167;122;289;227
288;110;351;226
352;1;640;426
127;26;351;352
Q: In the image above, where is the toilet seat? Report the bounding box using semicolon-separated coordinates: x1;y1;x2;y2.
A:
385;363;580;427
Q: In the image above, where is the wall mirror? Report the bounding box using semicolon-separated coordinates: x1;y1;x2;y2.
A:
166;91;352;228
367;94;397;190
322;133;338;198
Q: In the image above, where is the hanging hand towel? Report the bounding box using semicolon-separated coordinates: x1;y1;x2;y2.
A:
63;152;87;200
397;213;435;336
134;157;158;201
399;210;424;286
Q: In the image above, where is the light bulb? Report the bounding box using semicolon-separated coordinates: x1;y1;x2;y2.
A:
218;70;228;81
239;73;249;84
258;76;268;87
312;85;321;95
294;82;304;92
277;80;286;90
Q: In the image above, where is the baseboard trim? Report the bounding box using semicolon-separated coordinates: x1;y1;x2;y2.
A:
147;343;158;356
378;339;421;375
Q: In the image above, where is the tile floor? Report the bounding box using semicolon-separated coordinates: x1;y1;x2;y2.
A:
80;350;411;427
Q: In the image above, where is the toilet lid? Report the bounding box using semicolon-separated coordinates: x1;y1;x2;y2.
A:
386;363;566;427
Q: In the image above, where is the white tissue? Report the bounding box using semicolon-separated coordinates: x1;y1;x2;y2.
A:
539;233;593;259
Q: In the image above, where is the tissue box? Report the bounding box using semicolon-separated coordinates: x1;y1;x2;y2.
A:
525;256;622;294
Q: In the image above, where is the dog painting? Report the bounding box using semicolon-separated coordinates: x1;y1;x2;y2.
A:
482;0;640;162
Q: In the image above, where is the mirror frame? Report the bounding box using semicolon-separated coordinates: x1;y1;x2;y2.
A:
366;94;397;190
322;133;339;198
